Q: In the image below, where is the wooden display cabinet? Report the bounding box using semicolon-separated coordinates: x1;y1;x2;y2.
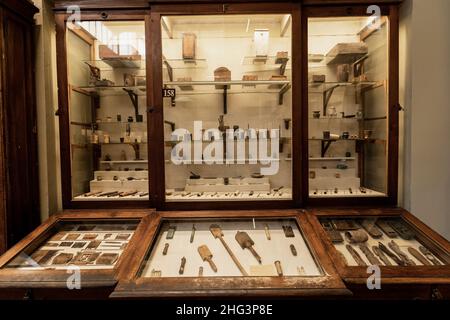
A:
306;208;450;299
0;210;152;300
111;210;350;298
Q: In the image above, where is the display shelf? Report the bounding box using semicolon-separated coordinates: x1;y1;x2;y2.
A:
72;85;146;97
83;59;144;70
166;189;292;202
163;58;207;69
165;80;290;90
308;81;383;92
74;194;149;201
309;188;385;198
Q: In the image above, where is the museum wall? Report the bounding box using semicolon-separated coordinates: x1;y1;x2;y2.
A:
29;0;450;240
400;0;450;240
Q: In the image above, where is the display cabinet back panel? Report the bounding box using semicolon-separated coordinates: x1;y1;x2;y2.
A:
161;14;293;202
307;16;389;199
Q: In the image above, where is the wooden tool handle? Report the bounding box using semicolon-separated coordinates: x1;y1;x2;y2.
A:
249;247;262;264
207;258;218;272
219;237;248;276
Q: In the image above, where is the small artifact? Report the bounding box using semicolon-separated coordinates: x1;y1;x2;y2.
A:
71;242;86;249
321;220;344;244
363;130;373;139
297;266;306;275
349;188;353;194
72;251;101;265
275;51;288;63
418;246;442;266
182;33;196;60
388;220;415;240
337;64;350;82
189;171;200;179
388;240;415;266
331;219;359;231
251;173;264;179
254;29;269;56
376;220;398;238
214;67;231;82
274;260;283;276
86;240;101;250
163;243;169;255
290;244;297;256
52;253;74;265
312;74;325;83
179;257;186;275
166;226;176;239
282;225;295;238
96;176;103;181
264;224;271;240
359;244;381;265
341;132;349;139
82;234;97;240
96;253;119;265
335;173;340;178
345;230;369;243
309;171;316;179
345;245;366;266
65;233;80;241
127;116;133;122
361;219;383;238
198;245;218;272
372;246;392;266
235;231;262;264
334;188;338;194
32;250;59;265
323;131;331;139
119;191;138;197
117;114;122;122
312;111;320;119
190;224;196;243
59;242;73;247
378;242;405;266
408;247;432;266
210;224;248;276
198;267;204;277
104;154;112;161
113;176;119;181
242;75;258;81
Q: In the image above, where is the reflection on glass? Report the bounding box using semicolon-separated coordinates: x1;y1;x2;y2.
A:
308;17;389;198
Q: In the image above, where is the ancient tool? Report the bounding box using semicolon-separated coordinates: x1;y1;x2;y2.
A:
210;224;248;276
345;230;369;243
198;266;204;277
408;247;432;266
321;220;344;243
297;266;306;275
419;246;442;265
190;224;196;243
359;244;381;265
198;245;218;272
163;243;169;255
52;253;74;265
388;220;415;240
84;190;102;197
282;225;295;237
372;246;392;266
274;260;283;276
361;219;383;238
332;219;359;231
378;242;405;266
388;240;415;266
235;231;262;264
151;269;161;277
345;245;366;266
166;226;176;239
376;220;398;238
264;224;271;240
119;190;138;197
290;244;297;256
179;257;186;275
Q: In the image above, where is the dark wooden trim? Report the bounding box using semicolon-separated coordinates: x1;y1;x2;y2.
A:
303;0;402;5
113;209;350;298
0;0;38;22
0;8;7;254
54;1;149;11
306;208;450;287
162;200;295;211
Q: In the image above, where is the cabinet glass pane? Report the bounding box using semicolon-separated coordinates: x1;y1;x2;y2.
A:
67;21;148;201
140;218;322;277
308;17;389;198
4;220;139;270
161;15;293;202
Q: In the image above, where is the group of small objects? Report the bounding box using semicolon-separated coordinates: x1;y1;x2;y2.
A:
321;218;444;266
8;224;137;268
150;223;306;277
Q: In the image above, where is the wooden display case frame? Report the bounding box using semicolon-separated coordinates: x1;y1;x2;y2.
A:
306;208;450;299
111;209;351;298
0;210;153;299
302;4;400;207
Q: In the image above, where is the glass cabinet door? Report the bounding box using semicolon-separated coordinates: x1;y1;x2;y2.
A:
307;15;389;198
161;14;293;202
66;20;148;201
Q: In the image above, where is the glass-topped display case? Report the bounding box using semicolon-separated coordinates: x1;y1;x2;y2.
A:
307;14;391;199
160;14;294;203
64;19;149;202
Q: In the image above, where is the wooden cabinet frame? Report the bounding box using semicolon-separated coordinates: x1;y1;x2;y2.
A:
111;209;350;298
306;208;450;299
0;210;153;299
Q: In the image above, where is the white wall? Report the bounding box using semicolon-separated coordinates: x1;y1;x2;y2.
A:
400;0;450;240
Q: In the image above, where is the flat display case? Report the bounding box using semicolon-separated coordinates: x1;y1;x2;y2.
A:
111;210;350;298
307;208;450;299
0;210;151;299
